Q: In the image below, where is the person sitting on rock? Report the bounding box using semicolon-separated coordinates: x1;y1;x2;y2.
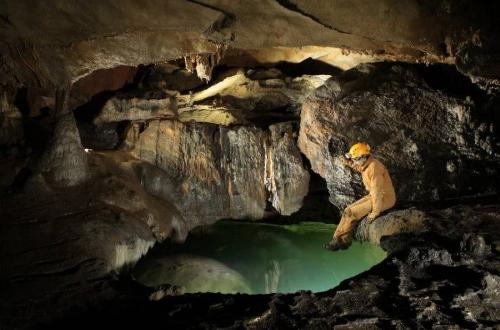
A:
324;142;396;251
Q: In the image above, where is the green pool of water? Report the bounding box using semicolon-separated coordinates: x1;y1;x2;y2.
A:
133;221;386;294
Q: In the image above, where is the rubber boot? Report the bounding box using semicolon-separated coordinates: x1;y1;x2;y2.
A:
323;234;351;251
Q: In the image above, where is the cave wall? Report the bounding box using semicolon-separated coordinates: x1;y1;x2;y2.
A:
298;63;500;208
130;119;310;224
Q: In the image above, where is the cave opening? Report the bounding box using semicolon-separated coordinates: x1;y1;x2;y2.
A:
132;220;386;294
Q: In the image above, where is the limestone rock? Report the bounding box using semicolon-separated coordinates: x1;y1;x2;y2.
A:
0;92;25;187
298;63;500;208
177;105;241;126
91;151;186;242
0;92;23;146
140;63;204;92
0;145;191;327
94;95;176;124
184;52;223;82
267;122;310;215
37;112;89;187
355;208;427;245
2;1;499;86
224;125;269;220
182;69;330;114
130;119;309;224
89;69;329;128
70;65;138;106
0;176;160;326
131;120;235;224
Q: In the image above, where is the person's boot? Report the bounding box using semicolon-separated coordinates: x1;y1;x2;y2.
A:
323;236;351;251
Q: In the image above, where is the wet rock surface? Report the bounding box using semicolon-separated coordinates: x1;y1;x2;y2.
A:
299;63;500;208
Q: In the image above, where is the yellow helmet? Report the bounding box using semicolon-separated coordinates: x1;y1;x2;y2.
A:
347;142;371;159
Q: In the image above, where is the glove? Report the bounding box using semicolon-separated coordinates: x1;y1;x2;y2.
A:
339;154;353;166
367;212;380;223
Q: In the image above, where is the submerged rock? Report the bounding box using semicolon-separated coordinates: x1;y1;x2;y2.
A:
299;63;500;209
133;254;252;294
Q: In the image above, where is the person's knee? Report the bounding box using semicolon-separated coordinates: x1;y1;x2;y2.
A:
342;207;355;221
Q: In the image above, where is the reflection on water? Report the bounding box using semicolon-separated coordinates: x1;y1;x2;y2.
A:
133;221;386;294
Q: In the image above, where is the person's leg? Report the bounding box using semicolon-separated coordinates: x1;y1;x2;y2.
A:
346;194;370;208
380;194;396;213
333;196;372;239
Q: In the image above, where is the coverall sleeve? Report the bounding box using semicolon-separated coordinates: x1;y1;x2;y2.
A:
369;166;385;216
339;156;362;172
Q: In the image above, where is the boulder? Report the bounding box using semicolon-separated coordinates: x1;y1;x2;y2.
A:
355;208;427;245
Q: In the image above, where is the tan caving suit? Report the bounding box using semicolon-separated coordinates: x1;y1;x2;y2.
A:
333;156;396;240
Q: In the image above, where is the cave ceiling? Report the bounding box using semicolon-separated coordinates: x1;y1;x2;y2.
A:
0;0;499;88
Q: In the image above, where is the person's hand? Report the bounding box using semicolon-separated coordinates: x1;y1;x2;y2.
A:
339;154;352;165
367;212;379;223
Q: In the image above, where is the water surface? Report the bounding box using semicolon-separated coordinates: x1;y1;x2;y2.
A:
133;221;386;294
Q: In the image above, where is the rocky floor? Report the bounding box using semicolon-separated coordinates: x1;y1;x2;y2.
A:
60;204;500;330
2;200;498;329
